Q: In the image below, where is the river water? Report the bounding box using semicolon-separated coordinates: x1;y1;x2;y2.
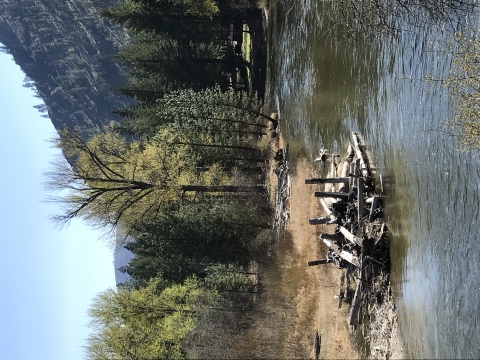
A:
268;1;480;358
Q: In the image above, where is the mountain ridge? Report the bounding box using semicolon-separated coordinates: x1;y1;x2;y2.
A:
0;0;134;133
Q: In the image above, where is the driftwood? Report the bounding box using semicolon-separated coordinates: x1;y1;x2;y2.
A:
337;272;345;308
313;331;321;360
308;259;329;266
357;177;364;229
348;282;362;325
338;226;363;246
320;198;333;216
320;234;360;267
307;132;390;334
314;191;350;200
305;177;349;184
309;217;336;225
369;196;380;221
321;233;345;242
339;143;355;193
352;132;370;178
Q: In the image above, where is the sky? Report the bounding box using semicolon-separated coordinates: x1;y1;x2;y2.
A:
0;51;116;359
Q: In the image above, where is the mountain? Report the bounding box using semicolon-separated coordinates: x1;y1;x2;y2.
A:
0;0;134;134
0;0;138;282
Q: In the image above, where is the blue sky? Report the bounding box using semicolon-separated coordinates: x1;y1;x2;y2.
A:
0;50;116;359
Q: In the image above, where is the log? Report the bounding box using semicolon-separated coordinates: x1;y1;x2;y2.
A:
305;177;349;184
349;161;356;188
329;156;338;195
313;331;321;360
369;196;380;221
320;235;360;267
320;233;345;243
357;177;364;229
314;191;350;200
348;282;362;325
309;217;335;225
338;272;345;308
308;259;329;266
352;132;370;178
338;226;363;246
339;143;355;193
341;143;355;178
319;198;333;216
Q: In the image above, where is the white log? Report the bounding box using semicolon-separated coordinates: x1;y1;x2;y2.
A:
339;143;354;193
320;198;333;216
352;132;370;178
320;236;360;267
341;142;355;178
338;226;363;246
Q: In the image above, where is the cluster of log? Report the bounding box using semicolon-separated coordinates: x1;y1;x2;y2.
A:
307;133;390;328
273;143;290;236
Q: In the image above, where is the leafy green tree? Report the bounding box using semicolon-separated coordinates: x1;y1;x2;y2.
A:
48;126;265;236
47;127;202;234
85;276;209;359
99;0;220;39
118;86;276;137
119;198;268;285
112;33;226;100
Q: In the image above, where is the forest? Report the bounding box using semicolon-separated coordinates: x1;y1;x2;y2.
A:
46;0;278;358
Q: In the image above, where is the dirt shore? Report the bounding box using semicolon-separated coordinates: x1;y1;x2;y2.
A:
269;135;404;359
266;134;360;359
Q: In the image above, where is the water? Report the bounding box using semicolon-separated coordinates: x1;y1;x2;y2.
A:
269;1;480;358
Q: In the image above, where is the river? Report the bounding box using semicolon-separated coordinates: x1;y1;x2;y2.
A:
268;1;480;358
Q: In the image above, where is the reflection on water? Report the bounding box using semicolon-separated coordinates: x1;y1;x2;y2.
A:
269;0;480;358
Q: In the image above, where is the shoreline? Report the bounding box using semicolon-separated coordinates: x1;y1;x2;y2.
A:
268;133;404;359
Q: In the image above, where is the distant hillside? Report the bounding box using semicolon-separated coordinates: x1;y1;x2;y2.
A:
0;0;134;134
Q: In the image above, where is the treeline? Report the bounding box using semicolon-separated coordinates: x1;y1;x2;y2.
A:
47;0;275;358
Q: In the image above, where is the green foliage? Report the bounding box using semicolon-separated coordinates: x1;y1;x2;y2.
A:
120;198;268;286
112;33;224;100
203;263;256;292
85;276;209;359
47;126;216;235
443;32;480;153
99;0;219;37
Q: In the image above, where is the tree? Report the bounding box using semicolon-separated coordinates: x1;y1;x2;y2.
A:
85;276;208;359
118;86;277;139
47;127;266;237
119;198;268;285
99;0;220;39
112;32;226;98
46;127;199;234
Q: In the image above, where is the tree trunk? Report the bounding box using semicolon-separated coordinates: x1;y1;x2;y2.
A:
181;185;265;193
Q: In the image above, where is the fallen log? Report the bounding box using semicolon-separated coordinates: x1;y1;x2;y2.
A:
319;198;333;216
352;132;370;178
338;272;345;308
348;282;362;325
339;143;355;193
369;196;381;221
313;331;321;360
305;177;349;184
357;177;364;229
314;191;350;200
349;162;356;188
338;226;363;246
309;217;336;225
308;259;329;266
320;233;345;243
320;235;360;267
